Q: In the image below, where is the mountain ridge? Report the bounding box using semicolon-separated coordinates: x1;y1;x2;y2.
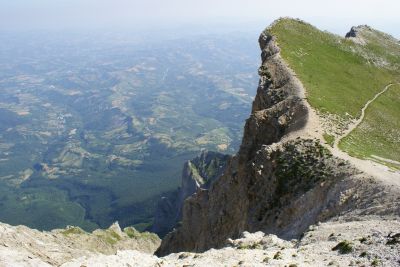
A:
156;17;400;256
0;18;399;267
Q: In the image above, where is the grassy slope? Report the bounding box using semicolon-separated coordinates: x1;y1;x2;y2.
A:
269;19;396;117
269;18;400;166
341;84;400;165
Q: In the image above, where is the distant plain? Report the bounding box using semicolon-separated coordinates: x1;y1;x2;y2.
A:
0;31;259;231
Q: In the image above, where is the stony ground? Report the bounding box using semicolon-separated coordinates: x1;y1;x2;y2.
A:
0;217;394;267
0;222;160;267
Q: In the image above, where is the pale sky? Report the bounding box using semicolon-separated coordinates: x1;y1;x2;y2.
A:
0;0;399;37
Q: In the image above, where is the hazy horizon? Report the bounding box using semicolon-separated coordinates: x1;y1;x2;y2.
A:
0;0;399;38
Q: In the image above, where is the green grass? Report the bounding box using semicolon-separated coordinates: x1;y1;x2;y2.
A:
95;229;122;245
269;19;397;118
123;227;159;242
109;230;122;241
123;227;139;238
323;133;335;147
61;226;86;236
269;18;400;165
340;84;400;168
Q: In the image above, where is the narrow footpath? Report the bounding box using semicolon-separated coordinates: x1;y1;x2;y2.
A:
330;83;400;187
334;83;396;148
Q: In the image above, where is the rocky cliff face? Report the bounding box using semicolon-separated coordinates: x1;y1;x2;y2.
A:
152;151;230;237
156;26;400;256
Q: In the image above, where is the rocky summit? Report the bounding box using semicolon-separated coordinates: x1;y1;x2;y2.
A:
0;18;399;267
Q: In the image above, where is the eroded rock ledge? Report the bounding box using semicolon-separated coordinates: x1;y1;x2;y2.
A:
156;27;400;256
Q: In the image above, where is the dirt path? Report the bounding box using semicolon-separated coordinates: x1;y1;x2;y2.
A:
333;83;396;148
329;83;400;187
279;52;400;187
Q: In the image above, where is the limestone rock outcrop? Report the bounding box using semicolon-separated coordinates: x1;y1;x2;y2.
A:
156;24;400;256
0;222;160;266
62;219;400;267
151;151;230;236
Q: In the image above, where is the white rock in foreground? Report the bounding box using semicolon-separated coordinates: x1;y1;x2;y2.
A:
61;218;400;267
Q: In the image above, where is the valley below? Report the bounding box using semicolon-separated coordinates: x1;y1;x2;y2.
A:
0;31;259;231
0;17;399;267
